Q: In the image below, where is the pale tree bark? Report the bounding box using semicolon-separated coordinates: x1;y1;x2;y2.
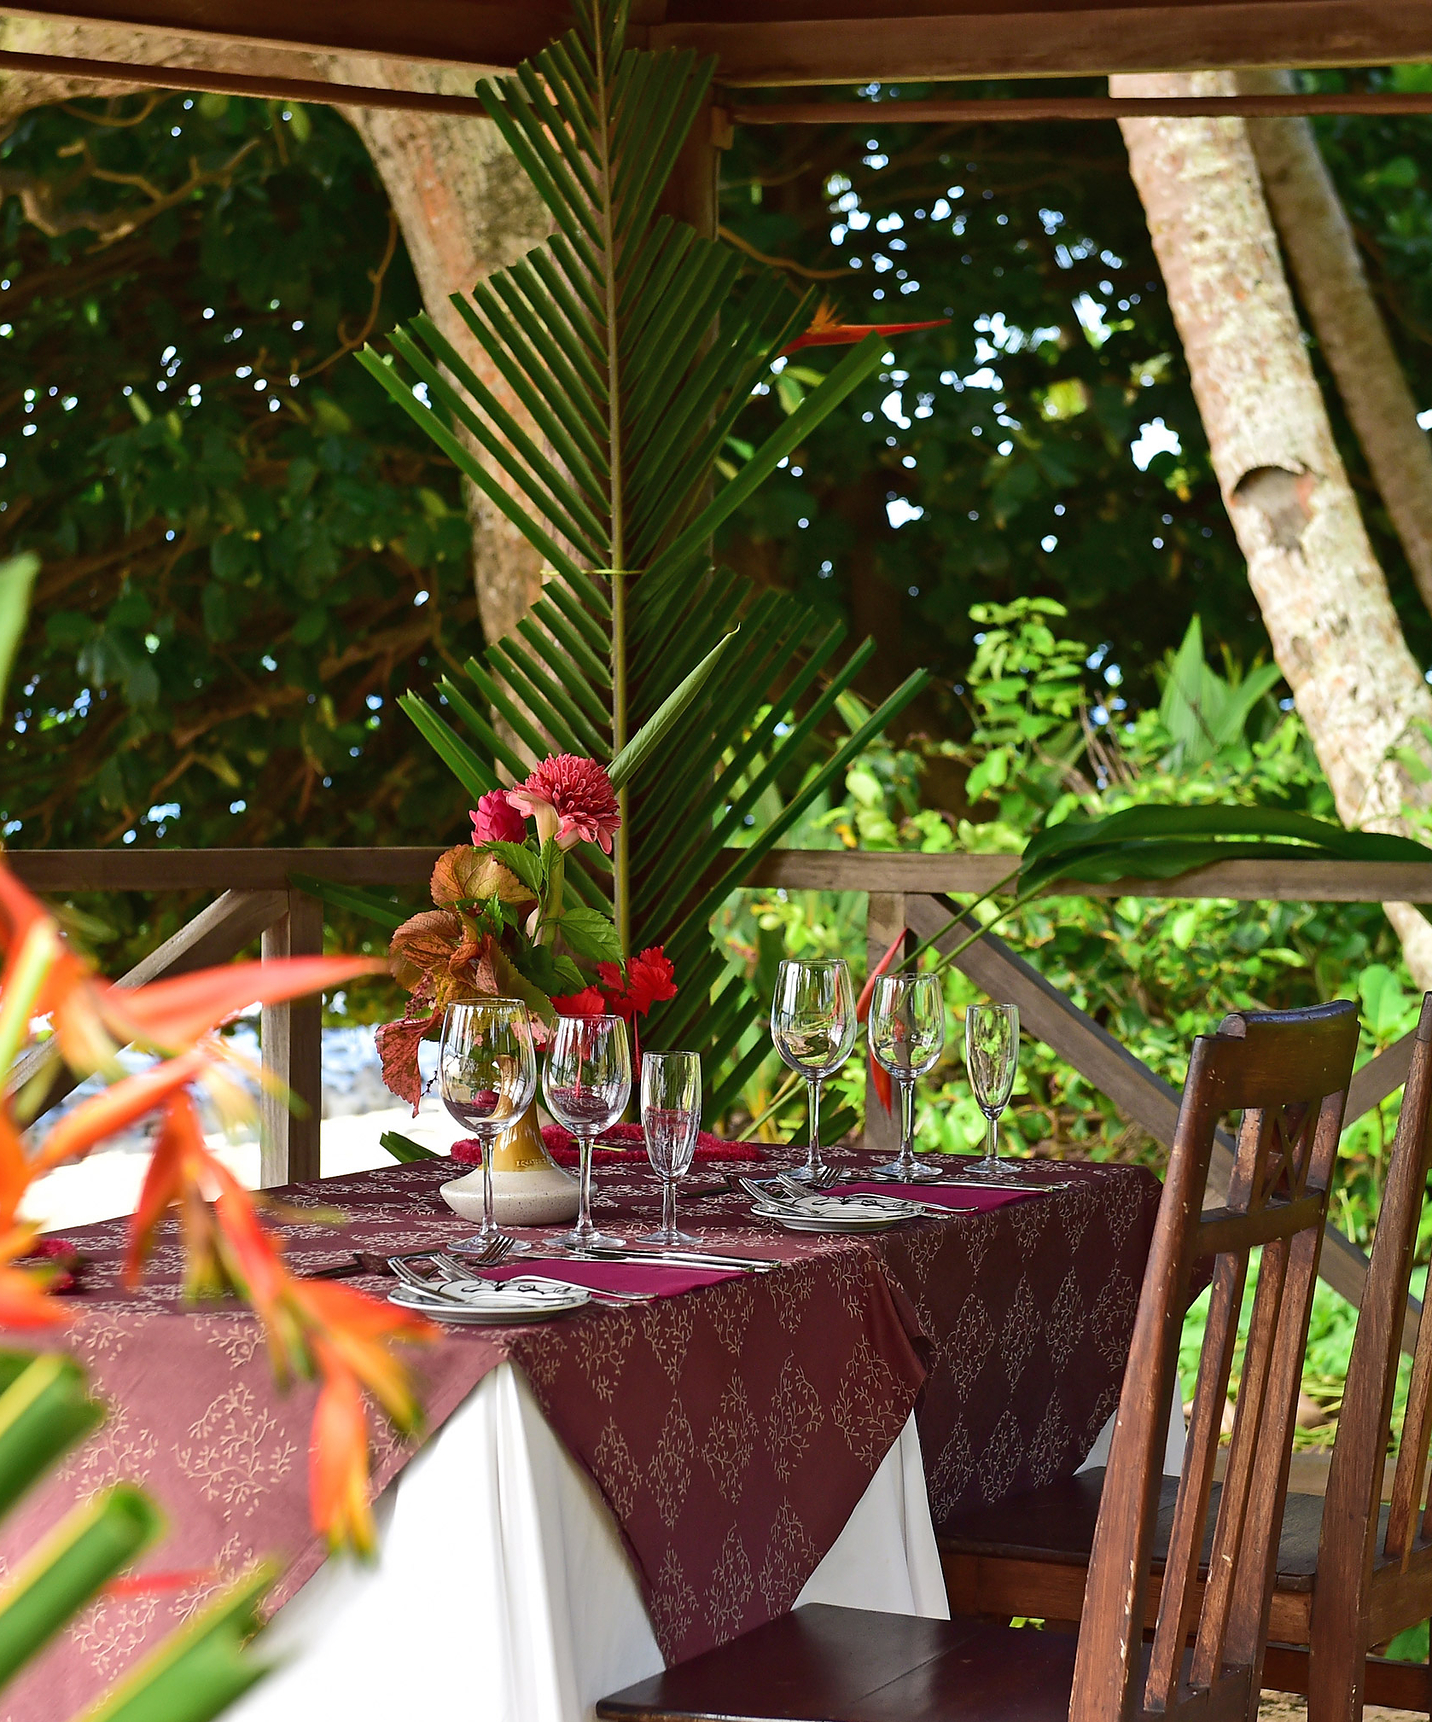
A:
1113;70;1432;987
327;60;552;648
0;22;549;650
1234;67;1432;621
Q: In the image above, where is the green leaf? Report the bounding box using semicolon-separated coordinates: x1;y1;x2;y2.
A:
0;553;40;722
288;874;410;933
0;1354;105;1520
378;1130;439;1163
77;1564;275;1722
483;840;545;896
511;944;585;997
397;692;500;801
556;905;622;963
609;628;737;788
0;1485;161;1687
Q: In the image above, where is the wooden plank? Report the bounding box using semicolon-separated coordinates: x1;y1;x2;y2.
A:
732;92;1432;126
737;849;1432;903
13;844;1432;903
656;2;1432;86
902;896;1402;1347
260;891;324;1187
863;893;907;1152
6;847;444;893
1346;1029;1418;1124
0;1;567;70
0;45;494;116
7;888;287;1120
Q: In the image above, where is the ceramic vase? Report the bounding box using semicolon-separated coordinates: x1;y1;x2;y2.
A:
479;1102;579;1225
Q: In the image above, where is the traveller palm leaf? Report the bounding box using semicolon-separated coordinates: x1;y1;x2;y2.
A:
359;0;928;1112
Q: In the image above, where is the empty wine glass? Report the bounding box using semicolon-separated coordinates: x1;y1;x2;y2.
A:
869;972;946;1182
965;1002;1020;1178
771;957;857;1182
439;999;537;1256
642;1050;702;1248
543;1013;632;1254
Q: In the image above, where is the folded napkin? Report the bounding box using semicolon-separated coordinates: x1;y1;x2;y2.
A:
483;1258;739;1299
843;1179;1042;1213
452;1122;764;1168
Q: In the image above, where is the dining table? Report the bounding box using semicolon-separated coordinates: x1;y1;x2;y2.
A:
1;1143;1162;1722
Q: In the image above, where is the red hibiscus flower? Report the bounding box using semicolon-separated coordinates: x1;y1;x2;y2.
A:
551;986;608;1017
597;946;678;1021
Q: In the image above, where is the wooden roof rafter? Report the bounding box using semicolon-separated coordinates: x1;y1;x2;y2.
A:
3;0;1432;88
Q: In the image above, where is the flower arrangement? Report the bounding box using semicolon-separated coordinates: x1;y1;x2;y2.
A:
376;753;676;1110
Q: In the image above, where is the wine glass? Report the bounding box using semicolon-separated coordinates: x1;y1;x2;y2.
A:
869;972;946;1182
543;1013;632;1254
965;1002;1020;1177
439;999;537;1256
771;957;857;1182
642;1050;702;1248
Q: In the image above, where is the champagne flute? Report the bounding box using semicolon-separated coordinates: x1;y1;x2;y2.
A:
771;957;857;1182
869;972;946;1182
642;1050;702;1248
965;1002;1020;1177
543;1013;632;1254
439;999;537;1256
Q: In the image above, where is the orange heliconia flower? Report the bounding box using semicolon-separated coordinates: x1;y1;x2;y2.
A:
779;298;950;357
0;863;434;1550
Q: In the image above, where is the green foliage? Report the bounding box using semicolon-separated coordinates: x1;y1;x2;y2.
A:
0;92;471;1001
1158;615;1282;771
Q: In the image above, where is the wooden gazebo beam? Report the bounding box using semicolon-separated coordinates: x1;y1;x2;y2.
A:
6;0;1432;85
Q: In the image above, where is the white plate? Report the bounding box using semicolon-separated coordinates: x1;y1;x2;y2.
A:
750;1203;901;1234
387;1275;591;1324
756;1194;912;1222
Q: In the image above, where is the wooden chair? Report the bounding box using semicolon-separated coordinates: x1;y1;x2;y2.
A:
941;993;1432;1721
597;1000;1359;1722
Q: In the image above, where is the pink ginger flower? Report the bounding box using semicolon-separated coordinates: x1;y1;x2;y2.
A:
506;755;621;854
470;790;528;846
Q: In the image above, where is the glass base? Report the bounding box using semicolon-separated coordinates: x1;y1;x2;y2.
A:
959;1157;1021;1179
869;1156;945;1183
647;1226;702;1249
784;1162;831;1183
451;1233;531;1257
553;1227;628;1256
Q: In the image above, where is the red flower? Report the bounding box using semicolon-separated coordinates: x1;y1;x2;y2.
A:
506;755;620;854
470;790;528;846
551;986;607;1017
779;299;949;357
597;946;677;1021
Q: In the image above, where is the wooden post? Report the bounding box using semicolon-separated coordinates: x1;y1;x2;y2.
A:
863;892;908;1151
260;889;324;1187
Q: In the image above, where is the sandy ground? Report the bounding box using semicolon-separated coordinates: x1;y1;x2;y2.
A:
21;1100;466;1233
1261;1698;1418;1722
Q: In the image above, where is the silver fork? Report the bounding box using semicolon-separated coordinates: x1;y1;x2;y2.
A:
777;1169;842;1197
434;1241;512;1276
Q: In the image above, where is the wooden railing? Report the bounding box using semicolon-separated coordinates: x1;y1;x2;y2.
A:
10;845;1432;1347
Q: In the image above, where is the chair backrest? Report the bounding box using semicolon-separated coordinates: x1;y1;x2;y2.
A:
1310;991;1432;1714
1070;999;1359;1722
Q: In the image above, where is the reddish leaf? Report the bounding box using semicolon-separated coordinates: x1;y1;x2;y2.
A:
104;956;384;1051
310;1348;376;1555
857;929;907;1024
869;1049;894;1115
375;1008;441;1113
781;319;948;356
34;1047;209;1174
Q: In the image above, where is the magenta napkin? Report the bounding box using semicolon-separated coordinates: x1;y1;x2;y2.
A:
481;1258;740;1299
843;1179;1043;1213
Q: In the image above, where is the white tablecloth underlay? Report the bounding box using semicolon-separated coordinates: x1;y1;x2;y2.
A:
229;1361;948;1722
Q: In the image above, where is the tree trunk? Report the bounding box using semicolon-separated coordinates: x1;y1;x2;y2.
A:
1235;67;1432;622
329;61;552;648
1112;69;1432;986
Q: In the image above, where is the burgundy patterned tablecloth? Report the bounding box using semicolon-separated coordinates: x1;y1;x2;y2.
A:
0;1149;1159;1718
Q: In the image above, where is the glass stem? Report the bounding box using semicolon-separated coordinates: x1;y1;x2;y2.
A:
481;1130;497;1239
806;1076;823;1176
898;1076;916;1176
662;1176;677;1237
576;1133;595;1240
983;1113;1000;1171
